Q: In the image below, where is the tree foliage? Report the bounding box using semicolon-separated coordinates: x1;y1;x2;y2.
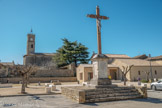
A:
53;38;89;67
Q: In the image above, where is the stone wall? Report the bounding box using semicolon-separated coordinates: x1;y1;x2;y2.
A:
61;85;147;103
35;68;74;77
77;66;119;83
61;87;80;102
61;86;91;103
0;63;75;78
0;77;77;83
23;55;54;66
130;66;162;81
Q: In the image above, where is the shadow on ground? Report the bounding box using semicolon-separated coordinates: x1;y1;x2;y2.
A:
28;94;44;101
84;103;99;106
132;97;162;104
82;97;162;106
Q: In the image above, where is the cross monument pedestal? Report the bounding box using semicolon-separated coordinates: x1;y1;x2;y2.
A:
87;6;111;86
90;54;111;86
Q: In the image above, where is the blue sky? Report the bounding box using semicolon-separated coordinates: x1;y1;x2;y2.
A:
0;0;162;64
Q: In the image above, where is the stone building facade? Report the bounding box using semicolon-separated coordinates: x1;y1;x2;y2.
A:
77;54;162;83
0;61;15;78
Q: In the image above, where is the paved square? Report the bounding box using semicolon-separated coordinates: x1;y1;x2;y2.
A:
0;90;162;108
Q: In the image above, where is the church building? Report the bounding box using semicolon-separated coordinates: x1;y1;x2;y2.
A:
23;30;56;66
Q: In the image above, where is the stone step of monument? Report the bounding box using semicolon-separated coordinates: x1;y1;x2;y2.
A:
93;87;137;91
94;84;118;88
85;89;138;95
85;94;142;103
86;92;140;99
85;87;137;93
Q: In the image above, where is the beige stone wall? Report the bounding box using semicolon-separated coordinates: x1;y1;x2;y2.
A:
154;60;162;65
130;66;162;81
112;59;162;81
77;65;119;83
84;67;93;82
35;68;74;77
0;77;77;83
111;60;128;80
76;65;84;83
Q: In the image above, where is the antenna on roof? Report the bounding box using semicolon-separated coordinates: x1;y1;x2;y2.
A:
31;28;33;33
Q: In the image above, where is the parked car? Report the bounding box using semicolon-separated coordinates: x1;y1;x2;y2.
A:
151;79;162;90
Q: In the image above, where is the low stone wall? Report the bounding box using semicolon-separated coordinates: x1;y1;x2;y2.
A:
62;87;80;102
35;68;74;77
136;86;147;98
61;86;93;103
61;85;147;103
0;77;77;83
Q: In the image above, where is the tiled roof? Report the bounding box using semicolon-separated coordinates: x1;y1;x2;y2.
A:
31;53;56;56
78;64;119;68
133;54;148;59
105;54;130;58
113;59;161;66
90;53;130;59
147;55;162;60
0;62;14;66
78;64;93;67
24;53;56;57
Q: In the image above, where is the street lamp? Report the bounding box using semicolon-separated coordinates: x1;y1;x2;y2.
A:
149;54;153;82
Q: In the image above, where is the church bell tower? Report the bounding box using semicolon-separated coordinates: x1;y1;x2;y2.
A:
27;29;35;55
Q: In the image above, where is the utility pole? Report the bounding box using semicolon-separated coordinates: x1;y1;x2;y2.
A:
149;54;153;82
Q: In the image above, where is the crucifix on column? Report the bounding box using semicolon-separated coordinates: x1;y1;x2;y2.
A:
87;6;109;54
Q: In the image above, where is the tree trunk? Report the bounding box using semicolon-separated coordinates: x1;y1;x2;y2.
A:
25;74;29;88
146;74;149;82
21;75;26;94
74;59;77;67
124;75;126;86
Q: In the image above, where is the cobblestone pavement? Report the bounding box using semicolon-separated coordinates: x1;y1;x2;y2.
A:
0;90;162;108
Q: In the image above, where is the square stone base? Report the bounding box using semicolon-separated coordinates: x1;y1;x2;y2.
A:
61;85;145;103
90;78;112;86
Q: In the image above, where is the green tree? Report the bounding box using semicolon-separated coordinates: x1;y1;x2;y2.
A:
53;38;89;67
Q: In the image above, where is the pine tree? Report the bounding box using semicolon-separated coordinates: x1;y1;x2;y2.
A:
53;38;89;67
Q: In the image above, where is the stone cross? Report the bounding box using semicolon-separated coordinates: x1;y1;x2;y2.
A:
87;6;109;54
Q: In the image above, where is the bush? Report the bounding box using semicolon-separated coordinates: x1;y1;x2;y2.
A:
141;79;149;83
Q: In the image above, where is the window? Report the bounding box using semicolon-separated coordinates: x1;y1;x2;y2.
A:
155;70;157;75
138;71;141;75
80;73;83;80
31;44;33;48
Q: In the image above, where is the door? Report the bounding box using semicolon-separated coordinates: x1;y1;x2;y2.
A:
110;69;117;80
88;72;93;81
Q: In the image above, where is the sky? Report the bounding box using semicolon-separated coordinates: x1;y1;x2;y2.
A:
0;0;162;64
